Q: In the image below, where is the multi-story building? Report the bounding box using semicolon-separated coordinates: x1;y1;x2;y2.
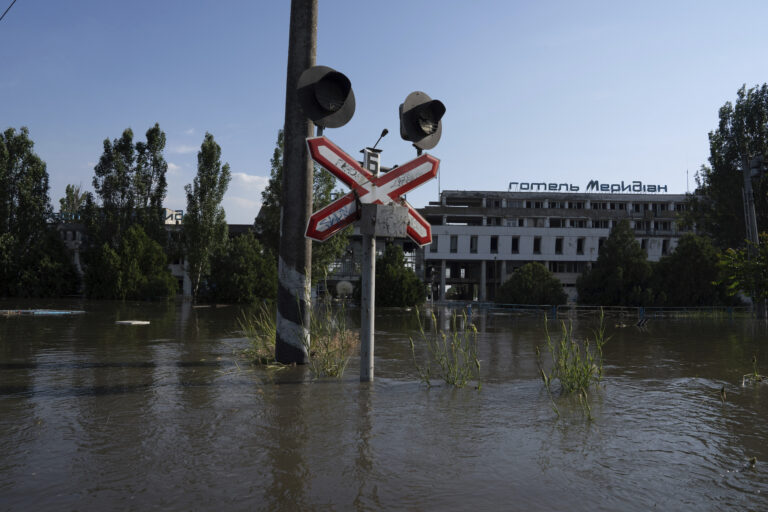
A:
418;188;690;302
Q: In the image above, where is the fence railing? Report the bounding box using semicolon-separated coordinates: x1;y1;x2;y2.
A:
430;301;751;320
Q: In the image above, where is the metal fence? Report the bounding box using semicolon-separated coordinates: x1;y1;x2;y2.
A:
431;301;751;320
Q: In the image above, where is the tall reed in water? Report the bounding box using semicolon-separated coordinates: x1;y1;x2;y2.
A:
536;311;607;419
409;310;481;389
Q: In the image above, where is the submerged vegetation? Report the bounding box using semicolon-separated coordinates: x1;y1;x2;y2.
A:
238;300;357;378
409;310;481;389
302;301;358;378
238;303;278;365
536;312;608;419
743;354;767;386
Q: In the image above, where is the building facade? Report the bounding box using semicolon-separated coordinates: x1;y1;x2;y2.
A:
418;189;690;302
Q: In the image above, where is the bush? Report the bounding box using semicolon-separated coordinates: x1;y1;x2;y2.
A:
84;224;176;300
354;244;425;307
496;262;566;305
206;233;277;303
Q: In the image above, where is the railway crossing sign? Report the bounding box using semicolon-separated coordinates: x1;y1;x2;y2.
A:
304;136;439;246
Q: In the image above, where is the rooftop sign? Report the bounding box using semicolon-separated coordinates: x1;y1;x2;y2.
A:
508;180;668;193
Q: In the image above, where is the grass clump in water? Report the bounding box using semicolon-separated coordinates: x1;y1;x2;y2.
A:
409;310;481;389
536;312;607;419
742;354;766;386
238;300;357;378
302;301;358;379
239;302;278;365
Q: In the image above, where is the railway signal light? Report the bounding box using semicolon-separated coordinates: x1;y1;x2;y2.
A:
399;91;446;150
297;65;355;130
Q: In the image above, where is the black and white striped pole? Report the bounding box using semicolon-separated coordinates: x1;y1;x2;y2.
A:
276;0;355;364
275;0;317;364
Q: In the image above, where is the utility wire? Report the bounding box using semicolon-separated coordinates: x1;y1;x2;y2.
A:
0;0;18;23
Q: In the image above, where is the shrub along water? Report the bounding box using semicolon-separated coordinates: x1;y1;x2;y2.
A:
409;310;481;389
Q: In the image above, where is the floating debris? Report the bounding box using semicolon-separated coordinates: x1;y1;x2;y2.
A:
1;309;85;316
115;320;150;325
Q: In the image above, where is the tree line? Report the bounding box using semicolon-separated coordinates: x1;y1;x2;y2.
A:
0;125;335;303
3;83;767;307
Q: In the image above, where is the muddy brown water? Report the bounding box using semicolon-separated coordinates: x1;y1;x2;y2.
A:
1;300;767;511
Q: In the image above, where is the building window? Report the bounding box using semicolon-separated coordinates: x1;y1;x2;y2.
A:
577;237;584;255
570;219;586;228
555;237;563;254
490;236;498;254
533;237;541;254
450;235;458;253
598;237;606;249
470;235;478;253
511;236;519;254
430;235;438;253
641;239;648;252
550;218;564;228
662;239;669;255
518;218;525;227
594;220;609;229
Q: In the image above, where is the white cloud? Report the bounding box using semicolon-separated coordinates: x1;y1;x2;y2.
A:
167;162;182;175
231;172;269;190
172;144;197;154
184;128;195;135
230;196;260;209
223;173;270;223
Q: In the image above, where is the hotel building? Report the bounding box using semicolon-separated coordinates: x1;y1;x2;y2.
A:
418;185;690;302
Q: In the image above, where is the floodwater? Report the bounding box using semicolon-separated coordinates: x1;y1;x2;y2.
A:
1;300;767;511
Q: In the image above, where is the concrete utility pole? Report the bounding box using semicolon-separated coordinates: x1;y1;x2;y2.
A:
275;0;317;363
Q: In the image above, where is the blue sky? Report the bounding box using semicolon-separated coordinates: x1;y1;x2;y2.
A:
2;1;768;223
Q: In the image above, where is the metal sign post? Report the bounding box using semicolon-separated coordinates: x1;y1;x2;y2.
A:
305;137;439;382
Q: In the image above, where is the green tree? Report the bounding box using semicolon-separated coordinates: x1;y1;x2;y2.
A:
255;129;350;283
684;84;768;249
84;224;176;300
207;233;277;303
83;124;171;299
577;220;653;306
651;234;734;306
0;127;77;297
91;127;137;245
719;233;768;306
59;183;87;220
496;262;567;305
374;244;424;307
89;123;168;245
134;124;168;241
184;133;231;300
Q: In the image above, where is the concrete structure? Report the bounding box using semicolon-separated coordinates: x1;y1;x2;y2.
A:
418;189;690;302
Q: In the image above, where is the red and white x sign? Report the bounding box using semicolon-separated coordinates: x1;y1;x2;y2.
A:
304;136;439;246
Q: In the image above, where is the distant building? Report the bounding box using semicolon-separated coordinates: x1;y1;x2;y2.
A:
418;189;690;302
